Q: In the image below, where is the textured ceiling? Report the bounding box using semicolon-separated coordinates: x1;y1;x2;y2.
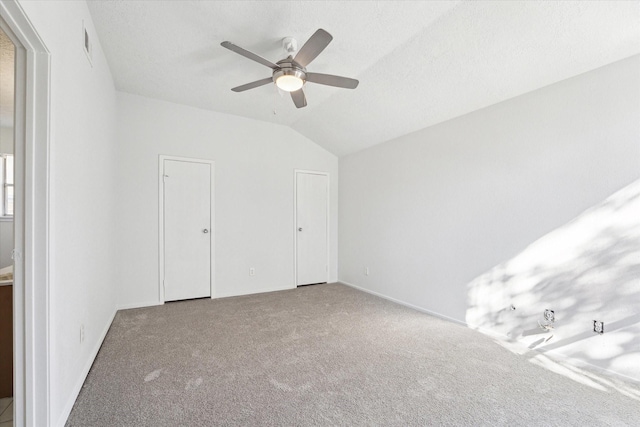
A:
0;27;14;129
87;1;640;157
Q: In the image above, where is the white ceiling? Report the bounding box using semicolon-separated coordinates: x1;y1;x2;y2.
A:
87;1;640;157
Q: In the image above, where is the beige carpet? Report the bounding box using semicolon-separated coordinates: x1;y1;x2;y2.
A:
67;283;640;426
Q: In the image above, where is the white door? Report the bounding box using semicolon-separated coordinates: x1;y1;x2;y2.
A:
296;172;328;286
163;159;212;301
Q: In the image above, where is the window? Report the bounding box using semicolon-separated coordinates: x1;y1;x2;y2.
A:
0;154;13;217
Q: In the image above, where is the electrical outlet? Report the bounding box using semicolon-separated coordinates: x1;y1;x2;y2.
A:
364;267;369;276
594;320;604;334
539;309;556;331
80;324;85;343
249;267;255;276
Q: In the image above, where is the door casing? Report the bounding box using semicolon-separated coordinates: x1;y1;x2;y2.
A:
0;2;51;425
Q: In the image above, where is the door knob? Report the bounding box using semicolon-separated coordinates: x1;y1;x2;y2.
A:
203;229;209;233
298;227;302;231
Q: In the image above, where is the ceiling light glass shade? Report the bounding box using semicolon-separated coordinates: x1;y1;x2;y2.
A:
276;75;304;92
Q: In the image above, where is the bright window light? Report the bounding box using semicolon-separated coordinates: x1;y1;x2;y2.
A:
1;154;14;217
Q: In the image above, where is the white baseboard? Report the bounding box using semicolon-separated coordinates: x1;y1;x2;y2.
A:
216;285;295;299
339;280;470;327
56;307;118;427
338;280;639;385
539;347;640;385
117;286;300;310
117;300;163;311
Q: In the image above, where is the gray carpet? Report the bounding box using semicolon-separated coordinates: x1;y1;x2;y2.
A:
67;283;640;426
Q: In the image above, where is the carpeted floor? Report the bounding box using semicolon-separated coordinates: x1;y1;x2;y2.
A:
67;283;640;426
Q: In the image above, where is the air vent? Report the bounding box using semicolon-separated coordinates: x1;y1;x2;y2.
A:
83;20;93;66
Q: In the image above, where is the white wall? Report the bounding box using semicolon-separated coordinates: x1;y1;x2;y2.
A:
17;1;118;425
115;92;338;307
339;55;640;380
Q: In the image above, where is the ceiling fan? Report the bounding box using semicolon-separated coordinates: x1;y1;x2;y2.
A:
221;29;359;108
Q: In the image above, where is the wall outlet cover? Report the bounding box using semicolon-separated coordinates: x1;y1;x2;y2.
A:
544;309;555;323
593;320;604;334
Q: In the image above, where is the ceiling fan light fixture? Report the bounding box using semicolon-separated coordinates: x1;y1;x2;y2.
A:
222;29;359;108
273;67;306;92
276;74;304;92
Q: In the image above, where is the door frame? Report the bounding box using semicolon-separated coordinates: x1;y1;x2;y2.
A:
293;169;330;287
158;155;215;303
0;1;51;425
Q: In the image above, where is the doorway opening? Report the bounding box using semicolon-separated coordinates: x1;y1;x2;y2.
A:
0;1;51;424
0;24;15;426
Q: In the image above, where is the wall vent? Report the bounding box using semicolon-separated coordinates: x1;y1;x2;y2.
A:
83;20;93;66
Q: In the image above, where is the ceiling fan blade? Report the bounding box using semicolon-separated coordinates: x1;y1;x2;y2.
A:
221;41;279;70
290;89;307;109
231;77;273;92
294;29;333;67
306;72;359;89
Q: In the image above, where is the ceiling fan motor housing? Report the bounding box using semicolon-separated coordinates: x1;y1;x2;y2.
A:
272;58;307;87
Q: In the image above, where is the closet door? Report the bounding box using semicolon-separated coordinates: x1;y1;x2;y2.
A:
163;159;212;301
296;171;328;286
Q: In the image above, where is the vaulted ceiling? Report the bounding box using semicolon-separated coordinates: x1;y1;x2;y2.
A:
87;1;640;157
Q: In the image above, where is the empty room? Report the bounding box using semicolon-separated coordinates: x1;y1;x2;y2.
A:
0;0;638;426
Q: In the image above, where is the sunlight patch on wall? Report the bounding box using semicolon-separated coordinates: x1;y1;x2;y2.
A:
466;179;640;386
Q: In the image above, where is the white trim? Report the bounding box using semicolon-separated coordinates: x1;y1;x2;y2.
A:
293;169;330;288
117;301;164;311
339;280;470;329
216;285;294;299
158;155;215;303
538;347;640;385
0;2;51;426
55;308;116;427
340;280;516;341
339;281;640;385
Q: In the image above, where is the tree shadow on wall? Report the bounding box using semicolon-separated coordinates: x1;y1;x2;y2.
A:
465;179;640;393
